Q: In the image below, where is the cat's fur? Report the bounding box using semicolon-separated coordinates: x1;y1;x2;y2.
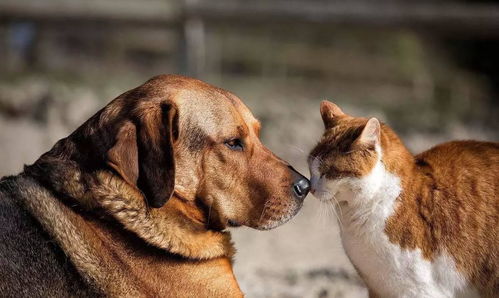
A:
309;101;498;298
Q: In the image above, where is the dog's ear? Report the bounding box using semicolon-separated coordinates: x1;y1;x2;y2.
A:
107;121;140;187
107;102;178;208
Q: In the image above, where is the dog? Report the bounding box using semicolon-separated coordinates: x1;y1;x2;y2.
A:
0;75;310;297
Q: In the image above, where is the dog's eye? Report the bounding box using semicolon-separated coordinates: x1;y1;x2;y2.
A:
225;138;244;151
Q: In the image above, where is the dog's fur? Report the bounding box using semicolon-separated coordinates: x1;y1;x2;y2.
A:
0;75;307;297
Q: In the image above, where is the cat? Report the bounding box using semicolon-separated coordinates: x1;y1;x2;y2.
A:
308;100;498;298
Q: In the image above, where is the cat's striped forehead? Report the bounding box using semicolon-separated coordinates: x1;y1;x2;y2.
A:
309;117;379;179
310;117;368;160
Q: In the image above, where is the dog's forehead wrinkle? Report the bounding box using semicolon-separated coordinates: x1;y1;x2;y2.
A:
183;121;208;152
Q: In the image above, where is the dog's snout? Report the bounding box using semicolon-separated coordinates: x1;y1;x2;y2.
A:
289;166;310;199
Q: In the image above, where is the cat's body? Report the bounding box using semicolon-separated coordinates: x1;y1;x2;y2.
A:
309;101;498;298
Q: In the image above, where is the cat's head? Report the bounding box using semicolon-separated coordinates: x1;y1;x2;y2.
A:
308;101;384;203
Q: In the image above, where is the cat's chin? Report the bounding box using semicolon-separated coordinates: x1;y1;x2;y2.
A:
312;189;354;207
317;196;335;203
312;189;345;204
311;190;334;202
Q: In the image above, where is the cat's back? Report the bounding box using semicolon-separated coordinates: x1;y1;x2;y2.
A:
417;140;498;163
416;140;499;188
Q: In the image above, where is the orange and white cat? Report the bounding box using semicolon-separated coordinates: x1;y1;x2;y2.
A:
309;101;498;298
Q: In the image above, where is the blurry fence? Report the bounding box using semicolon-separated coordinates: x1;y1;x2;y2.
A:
2;0;499;77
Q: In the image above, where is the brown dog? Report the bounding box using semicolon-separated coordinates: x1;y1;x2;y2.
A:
0;75;310;297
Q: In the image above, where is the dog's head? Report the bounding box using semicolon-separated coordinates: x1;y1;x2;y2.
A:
167;77;310;230
31;75;309;233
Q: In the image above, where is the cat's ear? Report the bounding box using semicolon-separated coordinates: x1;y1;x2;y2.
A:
320;100;345;128
356;118;380;149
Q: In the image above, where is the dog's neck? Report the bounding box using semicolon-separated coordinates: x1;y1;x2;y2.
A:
24;158;235;261
11;175;241;296
89;170;235;260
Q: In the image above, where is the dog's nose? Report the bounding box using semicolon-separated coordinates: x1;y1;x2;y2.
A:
289;166;311;199
293;177;311;199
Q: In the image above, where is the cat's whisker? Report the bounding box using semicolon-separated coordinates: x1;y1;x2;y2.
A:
324;196;341;230
329;196;343;231
316;201;323;226
326;200;337;222
326;198;335;217
288;145;305;153
323;199;331;217
314;199;322;225
318;200;330;227
320;200;327;227
335;197;344;218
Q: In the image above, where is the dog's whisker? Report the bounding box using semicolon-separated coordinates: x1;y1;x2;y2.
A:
258;199;271;223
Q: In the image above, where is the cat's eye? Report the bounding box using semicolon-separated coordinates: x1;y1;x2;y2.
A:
225;138;244;151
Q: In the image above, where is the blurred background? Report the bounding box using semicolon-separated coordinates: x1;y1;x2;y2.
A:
1;0;498;297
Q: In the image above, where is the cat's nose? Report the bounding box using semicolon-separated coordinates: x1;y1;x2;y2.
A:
289;166;311;200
